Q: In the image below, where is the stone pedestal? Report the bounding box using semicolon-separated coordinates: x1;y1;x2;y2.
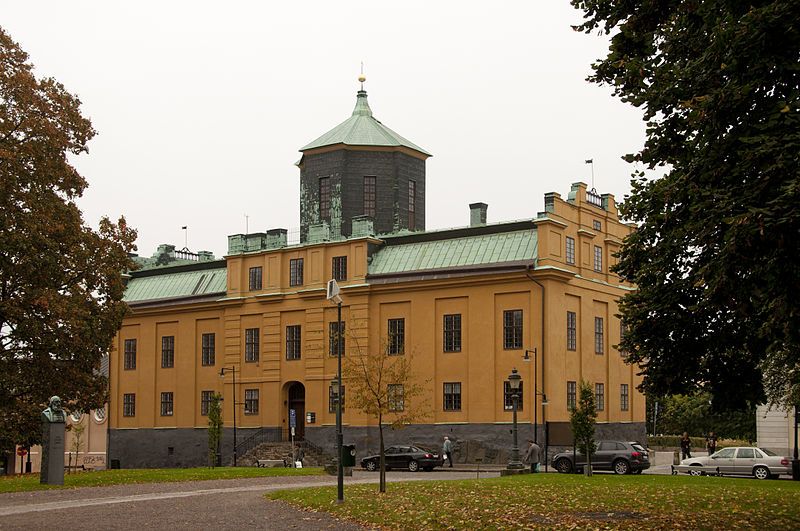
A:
41;421;65;485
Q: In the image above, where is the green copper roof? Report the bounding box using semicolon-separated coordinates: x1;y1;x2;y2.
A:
368;229;537;276
300;90;431;156
124;267;227;303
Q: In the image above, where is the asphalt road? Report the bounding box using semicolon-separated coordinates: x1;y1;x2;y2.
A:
0;469;491;530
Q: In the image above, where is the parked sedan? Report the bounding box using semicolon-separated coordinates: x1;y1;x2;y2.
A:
681;447;792;479
360;445;444;472
552;441;650;475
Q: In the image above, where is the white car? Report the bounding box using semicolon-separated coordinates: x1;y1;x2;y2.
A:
682;447;792;479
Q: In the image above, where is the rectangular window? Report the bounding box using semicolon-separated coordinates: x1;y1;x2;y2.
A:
124;339;137;370
620;384;629;411
286;325;301;360
290;258;304;286
245;389;259;415
565;236;576;265
201;390;213;416
503;310;523;350
566;311;577;351
160;392;174;416
319;177;330;218
364;176;376;217
329;321;345;357
249;266;262;291
408;180;416;229
619;321;628;357
201;333;216;366
503;381;524;411
443;314;462;352
245;328;259;362
161;335;175;368
567;381;577;410
593;219;602;231
123;393;136;417
332;256;347;281
388;318;405;355
388;384;404;412
329;384;345;413
595;383;605;411
443;382;462;411
594;317;604;354
594;245;603;272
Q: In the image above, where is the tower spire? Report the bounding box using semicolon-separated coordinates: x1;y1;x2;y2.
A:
358;62;366;91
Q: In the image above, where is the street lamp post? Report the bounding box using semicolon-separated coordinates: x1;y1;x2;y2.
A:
793;405;799;481
327;279;344;503
219;366;238;467
523;349;537;443
507;368;524;470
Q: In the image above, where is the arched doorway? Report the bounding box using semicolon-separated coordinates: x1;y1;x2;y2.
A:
287;382;305;440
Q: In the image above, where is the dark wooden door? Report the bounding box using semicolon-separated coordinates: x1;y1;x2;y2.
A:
288;383;305;440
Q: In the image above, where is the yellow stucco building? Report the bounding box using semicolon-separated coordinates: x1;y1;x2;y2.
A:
109;88;643;467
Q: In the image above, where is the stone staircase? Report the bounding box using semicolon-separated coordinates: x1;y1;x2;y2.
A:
238;441;331;467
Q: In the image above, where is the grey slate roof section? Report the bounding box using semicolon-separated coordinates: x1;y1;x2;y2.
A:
368;229;538;276
123;267;227;303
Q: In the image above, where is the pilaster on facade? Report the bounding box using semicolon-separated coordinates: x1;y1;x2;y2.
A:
347;302;370;355
223;314;242;367
304;307;325;379
262;311;281;376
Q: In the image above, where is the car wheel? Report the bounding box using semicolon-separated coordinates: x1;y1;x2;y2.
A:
408;460;420;472
365;460;377;471
555;458;573;474
753;466;770;480
613;459;631;475
688;465;704;476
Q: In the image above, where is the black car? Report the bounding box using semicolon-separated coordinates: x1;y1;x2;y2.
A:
360;445;444;472
552;441;650;475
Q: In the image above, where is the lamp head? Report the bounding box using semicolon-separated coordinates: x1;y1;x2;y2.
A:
508;367;522;390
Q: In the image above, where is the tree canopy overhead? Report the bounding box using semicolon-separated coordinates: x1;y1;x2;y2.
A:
0;27;136;450
571;1;800;408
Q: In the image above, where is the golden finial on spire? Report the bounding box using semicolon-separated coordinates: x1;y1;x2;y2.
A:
358;61;366;90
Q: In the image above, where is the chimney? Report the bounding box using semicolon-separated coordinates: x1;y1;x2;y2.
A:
307;222;330;243
266;228;288;249
351;215;375;238
197;251;215;262
469;203;488;227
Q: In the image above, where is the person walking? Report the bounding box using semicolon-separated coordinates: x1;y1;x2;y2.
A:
706;431;718;455
680;432;692;460
442;436;454;468
524;439;541;473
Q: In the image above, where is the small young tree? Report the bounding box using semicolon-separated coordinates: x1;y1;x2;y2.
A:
570;381;597;476
345;336;429;493
70;421;86;473
207;393;223;467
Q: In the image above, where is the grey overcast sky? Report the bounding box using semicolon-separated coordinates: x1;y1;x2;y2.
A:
3;1;649;258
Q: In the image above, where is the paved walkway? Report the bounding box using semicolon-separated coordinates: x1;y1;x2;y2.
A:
0;469;490;530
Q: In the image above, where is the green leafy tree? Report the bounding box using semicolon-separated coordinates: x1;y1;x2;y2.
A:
344;334;430;493
571;1;800;409
649;392;756;440
207;393;223;467
0;27;136;453
570;381;597;475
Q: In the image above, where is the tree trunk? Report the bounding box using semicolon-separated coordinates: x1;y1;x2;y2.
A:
379;415;386;493
585;441;593;477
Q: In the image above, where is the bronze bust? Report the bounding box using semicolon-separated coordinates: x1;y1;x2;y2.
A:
42;396;66;423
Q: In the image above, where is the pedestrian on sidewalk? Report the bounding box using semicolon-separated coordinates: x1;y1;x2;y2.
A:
442;436;454;468
524;440;541;473
706;431;717;455
680;432;692;460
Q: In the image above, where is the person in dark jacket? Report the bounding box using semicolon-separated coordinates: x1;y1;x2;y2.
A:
706;432;718;455
680;432;692;460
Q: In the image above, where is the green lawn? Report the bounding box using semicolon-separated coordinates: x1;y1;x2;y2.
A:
269;473;800;529
0;466;324;494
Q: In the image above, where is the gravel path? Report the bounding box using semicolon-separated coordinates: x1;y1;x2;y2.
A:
0;470;490;530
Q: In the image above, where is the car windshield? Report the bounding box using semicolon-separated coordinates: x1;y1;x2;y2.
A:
411;446;425;453
759;448;777;456
631;443;646;452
